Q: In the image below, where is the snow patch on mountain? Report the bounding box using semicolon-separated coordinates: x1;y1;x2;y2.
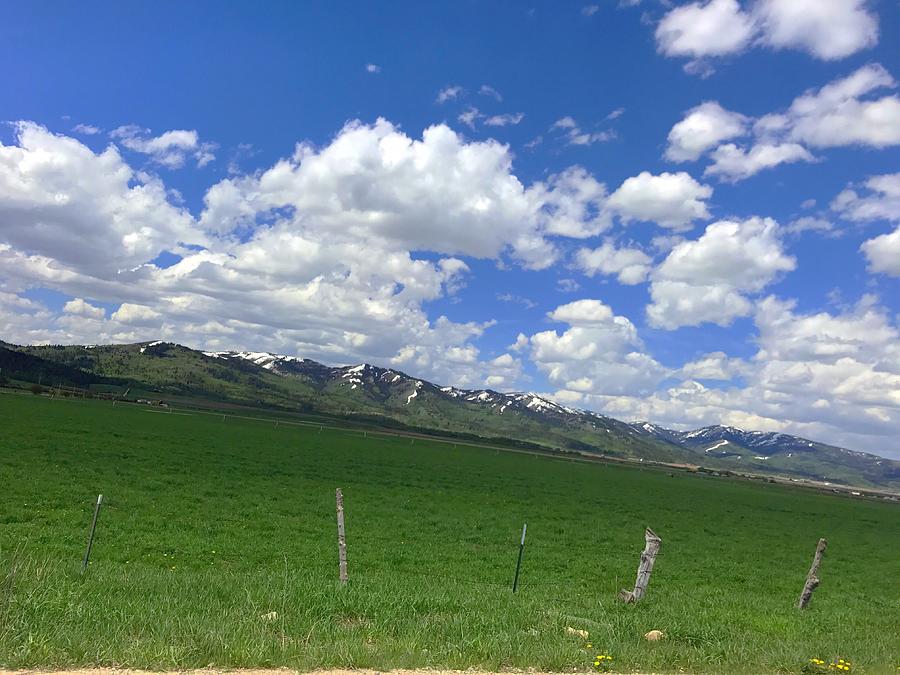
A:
140;340;164;354
406;381;423;405
705;440;730;452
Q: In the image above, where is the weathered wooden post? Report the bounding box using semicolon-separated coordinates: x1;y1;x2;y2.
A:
81;494;103;574
619;527;661;603
336;488;348;584
798;538;827;609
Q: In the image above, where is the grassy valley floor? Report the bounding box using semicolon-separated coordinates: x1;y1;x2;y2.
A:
0;394;898;673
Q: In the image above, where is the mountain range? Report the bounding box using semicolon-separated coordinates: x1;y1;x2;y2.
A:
2;339;898;491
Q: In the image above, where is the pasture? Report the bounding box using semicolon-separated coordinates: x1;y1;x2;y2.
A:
0;393;897;673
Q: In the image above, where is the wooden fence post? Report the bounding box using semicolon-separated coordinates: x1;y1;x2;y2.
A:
336;488;348;584
798;538;826;609
619;527;661;603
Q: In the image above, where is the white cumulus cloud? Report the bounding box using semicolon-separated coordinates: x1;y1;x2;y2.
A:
830;173;900;276
63;298;105;319
0;118;629;392
704;142;815;182
771;63;900;149
665;101;749;162
860;227;900;277
664;64;900;181
530;299;669;396
647;217;796;329
680;351;748;380
655;0;878;70
111;302;161;325
832;172;900;223
755;0;878;61
575;241;652;285
586;295;900;457
608;171;712;230
0;122;203;277
656;0;756;59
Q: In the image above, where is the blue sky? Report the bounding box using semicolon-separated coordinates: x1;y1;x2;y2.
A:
1;1;898;456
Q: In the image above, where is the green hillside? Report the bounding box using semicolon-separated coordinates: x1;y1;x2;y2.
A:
4;341;699;461
5;340;899;490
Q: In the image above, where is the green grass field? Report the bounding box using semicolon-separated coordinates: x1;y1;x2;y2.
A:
1;393;898;673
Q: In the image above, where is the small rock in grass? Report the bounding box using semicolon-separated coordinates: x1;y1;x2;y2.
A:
565;626;589;639
260;611;278;621
644;629;665;641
